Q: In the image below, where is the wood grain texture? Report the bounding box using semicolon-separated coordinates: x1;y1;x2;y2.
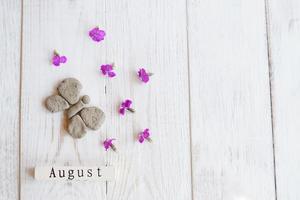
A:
266;0;300;199
21;0;108;199
3;0;295;198
0;0;21;199
104;0;192;199
187;0;276;199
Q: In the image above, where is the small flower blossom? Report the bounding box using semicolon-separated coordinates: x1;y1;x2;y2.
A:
100;64;116;78
138;129;152;143
103;138;116;151
138;68;152;83
119;99;134;115
52;51;67;66
89;27;106;42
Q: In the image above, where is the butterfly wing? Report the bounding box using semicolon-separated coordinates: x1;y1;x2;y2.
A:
45;94;69;112
57;78;82;105
68;114;87;138
80;107;105;130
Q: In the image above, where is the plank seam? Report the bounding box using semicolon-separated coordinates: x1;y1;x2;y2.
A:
264;0;278;199
18;0;24;199
104;1;108;198
185;0;194;199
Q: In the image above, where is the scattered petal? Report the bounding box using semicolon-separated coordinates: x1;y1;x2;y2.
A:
138;134;145;143
138;129;151;143
119;99;133;115
89;27;106;42
122;99;132;108
103;138;115;151
119;107;125;115
108;71;116;77
52;52;67;67
138;68;150;83
143;129;150;138
100;64;116;78
52;55;60;66
59;56;67;63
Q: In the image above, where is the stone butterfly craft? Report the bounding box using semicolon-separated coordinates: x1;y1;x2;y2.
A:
45;78;105;138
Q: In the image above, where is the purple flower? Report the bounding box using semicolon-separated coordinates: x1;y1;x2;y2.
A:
119;99;134;115
138;129;151;143
52;51;67;66
100;64;116;78
103;138;116;151
89;27;106;42
138;68;151;83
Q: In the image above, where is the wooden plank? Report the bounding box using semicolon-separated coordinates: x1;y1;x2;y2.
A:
0;0;21;199
104;0;192;199
266;0;300;199
21;0;108;199
187;0;276;199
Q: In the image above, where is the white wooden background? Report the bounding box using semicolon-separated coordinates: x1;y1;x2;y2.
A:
0;0;299;199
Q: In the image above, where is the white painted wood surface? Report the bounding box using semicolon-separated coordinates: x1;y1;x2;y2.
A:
187;0;276;199
21;0;107;199
102;1;191;199
0;0;21;199
266;0;300;199
2;0;300;199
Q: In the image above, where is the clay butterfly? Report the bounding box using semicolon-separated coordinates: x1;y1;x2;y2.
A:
45;78;105;138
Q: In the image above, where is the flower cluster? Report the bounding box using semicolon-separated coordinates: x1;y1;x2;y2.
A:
103;128;152;151
52;25;154;152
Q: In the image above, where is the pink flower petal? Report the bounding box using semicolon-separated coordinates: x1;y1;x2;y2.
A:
100;65;108;75
60;56;67;63
122;99;132;108
89;27;106;42
143;129;150;138
138;68;150;83
89;27;98;36
103;139;115;151
108;71;116;77
138;134;145;143
97;30;106;37
119;107;125;115
100;64;115;77
52;55;61;66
